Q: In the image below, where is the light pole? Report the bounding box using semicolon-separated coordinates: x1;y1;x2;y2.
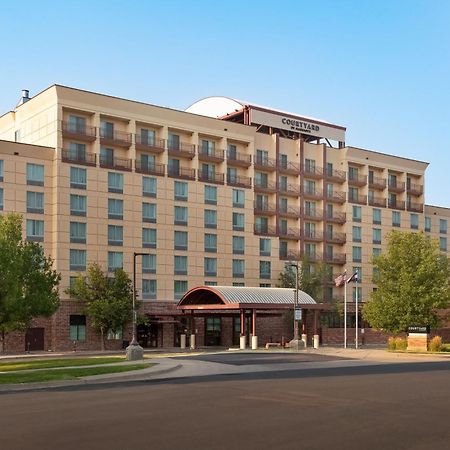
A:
288;262;300;349
126;252;147;360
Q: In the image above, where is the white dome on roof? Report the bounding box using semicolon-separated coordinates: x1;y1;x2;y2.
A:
186;96;245;118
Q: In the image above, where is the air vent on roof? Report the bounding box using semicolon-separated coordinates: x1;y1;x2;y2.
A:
17;89;30;107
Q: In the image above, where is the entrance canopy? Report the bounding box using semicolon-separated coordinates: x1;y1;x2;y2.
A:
177;286;322;311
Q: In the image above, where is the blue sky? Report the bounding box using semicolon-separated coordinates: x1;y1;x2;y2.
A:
1;0;449;206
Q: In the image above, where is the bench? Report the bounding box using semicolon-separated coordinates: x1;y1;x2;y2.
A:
265;342;282;349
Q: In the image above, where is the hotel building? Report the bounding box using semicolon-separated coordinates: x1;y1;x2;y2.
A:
0;85;449;351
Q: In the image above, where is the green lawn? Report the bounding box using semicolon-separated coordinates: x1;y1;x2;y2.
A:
0;356;127;372
0;363;154;384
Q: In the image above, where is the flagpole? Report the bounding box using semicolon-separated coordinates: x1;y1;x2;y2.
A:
355;269;359;350
344;274;347;349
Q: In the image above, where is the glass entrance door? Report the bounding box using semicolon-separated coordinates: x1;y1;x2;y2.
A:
205;317;221;346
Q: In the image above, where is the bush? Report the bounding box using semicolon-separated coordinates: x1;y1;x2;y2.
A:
441;343;450;352
394;337;407;350
387;337;396;350
428;336;442;352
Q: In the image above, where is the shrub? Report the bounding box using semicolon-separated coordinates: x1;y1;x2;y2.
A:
394;337;407;350
429;335;442;352
387;337;396;350
441;343;450;352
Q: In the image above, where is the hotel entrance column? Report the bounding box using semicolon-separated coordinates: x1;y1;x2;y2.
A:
239;309;246;349
190;312;196;350
251;309;258;350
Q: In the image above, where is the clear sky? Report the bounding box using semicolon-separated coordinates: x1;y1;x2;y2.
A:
1;0;449;206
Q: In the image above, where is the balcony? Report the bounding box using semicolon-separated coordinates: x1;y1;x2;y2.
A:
227;175;252;188
99;129;132;148
279;251;301;261
254;180;277;193
278;159;301;175
61;149;96;167
227;150;252;168
135;135;165;153
324;231;346;244
167;141;196;159
303;231;323;242
135;160;165;177
368;196;387;207
278;205;301;218
254;156;277;172
348;173;367;187
388;199;405;210
254;201;277;216
302;165;323;179
198;171;224;185
279;183;301;197
407;202;424;213
303;188;323;201
325;211;346;224
279;227;301;240
348;193;367;205
168;166;196;181
198;147;225;163
323;253;346;265
324;168;346;183
254;224;277;236
304;252;323;262
407;183;423;196
62;121;97;142
388;180;405;193
369;176;386;190
301;209;323;221
325;190;345;204
99;155;132;171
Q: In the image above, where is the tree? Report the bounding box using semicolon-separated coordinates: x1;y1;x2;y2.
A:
68;263;134;350
0;213;60;352
363;231;450;333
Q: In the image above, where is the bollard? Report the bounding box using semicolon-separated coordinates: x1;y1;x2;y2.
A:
301;334;307;347
251;335;258;350
239;335;246;350
180;334;186;350
313;334;319;349
190;334;196;350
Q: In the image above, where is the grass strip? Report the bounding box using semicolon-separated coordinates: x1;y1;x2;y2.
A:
0;356;126;372
0;363;154;384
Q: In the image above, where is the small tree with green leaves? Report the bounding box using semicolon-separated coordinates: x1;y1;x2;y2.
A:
0;213;60;352
363;231;450;333
68;263;135;350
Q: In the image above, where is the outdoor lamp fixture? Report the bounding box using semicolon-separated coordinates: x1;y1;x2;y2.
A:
287;262;300;349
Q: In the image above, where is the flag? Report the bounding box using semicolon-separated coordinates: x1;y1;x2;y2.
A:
334;272;346;287
347;271;358;283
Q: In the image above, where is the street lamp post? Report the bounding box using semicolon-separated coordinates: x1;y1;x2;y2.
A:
126;252;147;360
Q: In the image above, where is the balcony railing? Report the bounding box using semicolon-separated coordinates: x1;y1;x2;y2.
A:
279;183;301;197
348;193;367;205
135;135;166;153
324;168;346;183
304;231;323;241
254;201;277;215
254;224;277;236
61;149;96;167
388;199;405;210
323;253;346;264
304;252;323;262
227;175;252;188
369;177;386;190
198;171;224;184
135;160;165;176
324;231;346;244
348;173;367;186
278;159;301;175
368;196;387;207
407;183;423;196
227;150;252;167
407;202;424;213
301;209;323;221
388;180;405;193
278;228;301;240
254;156;277;171
303;188;323;200
167;141;196;159
198;147;225;163
99;156;132;171
167;166;196;180
61;121;97;142
279;251;301;261
277;205;301;218
303;165;323;179
325;190;346;203
325;211;346;224
99;129;132;148
254;180;277;193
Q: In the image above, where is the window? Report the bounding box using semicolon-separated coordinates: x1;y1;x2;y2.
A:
326;162;333;177
227;167;237;184
352;206;361;222
232;259;245;278
353;267;362;282
27;191;44;214
305;201;317;216
439;219;447;234
410;213;419;230
174;280;188;299
140;128;156;146
204;233;217;253
352;226;362;242
26;163;44;186
233;236;245;255
305;243;316;257
305;158;315;172
373;208;381;225
201;139;215;155
108;225;123;246
388;173;397;188
68;115;86;133
348;166;359;181
425;216;431;232
373;228;382;244
279;175;288;191
259;238;271;256
204;257;217;277
233;212;244;231
174;206;188;225
233;282;245;287
70;167;87;189
143;177;157;197
204;185;217;205
26;219;44;241
142;228;156;248
279;241;288;258
174;181;188;201
174;231;188;250
174;255;188;275
373;248;382;258
140;153;156;171
439;236;447;252
0;188;3;210
373;267;380;283
108;172;123;193
259;261;271;279
168;133;180;150
68;142;87;161
100;147;114;166
108;251;123;272
107;329;123;340
256;149;269;165
100;121;114;139
142;202;156;223
348;187;358;202
304;179;316;195
108;198;123;220
142;279;157;299
0;160;4;181
392;211;401;227
352;287;363;302
352;246;362;262
260;283;271;288
255;216;268;233
232;189;245;208
204;209;217;228
142;254;156;273
227;144;237;160
255;171;268;187
69;315;86;341
70;249;86;271
205;281;217;286
70;222;86;244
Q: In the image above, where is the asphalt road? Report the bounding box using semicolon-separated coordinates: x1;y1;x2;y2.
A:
1;355;449;450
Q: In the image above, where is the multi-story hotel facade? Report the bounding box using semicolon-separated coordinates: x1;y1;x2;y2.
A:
0;85;449;351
